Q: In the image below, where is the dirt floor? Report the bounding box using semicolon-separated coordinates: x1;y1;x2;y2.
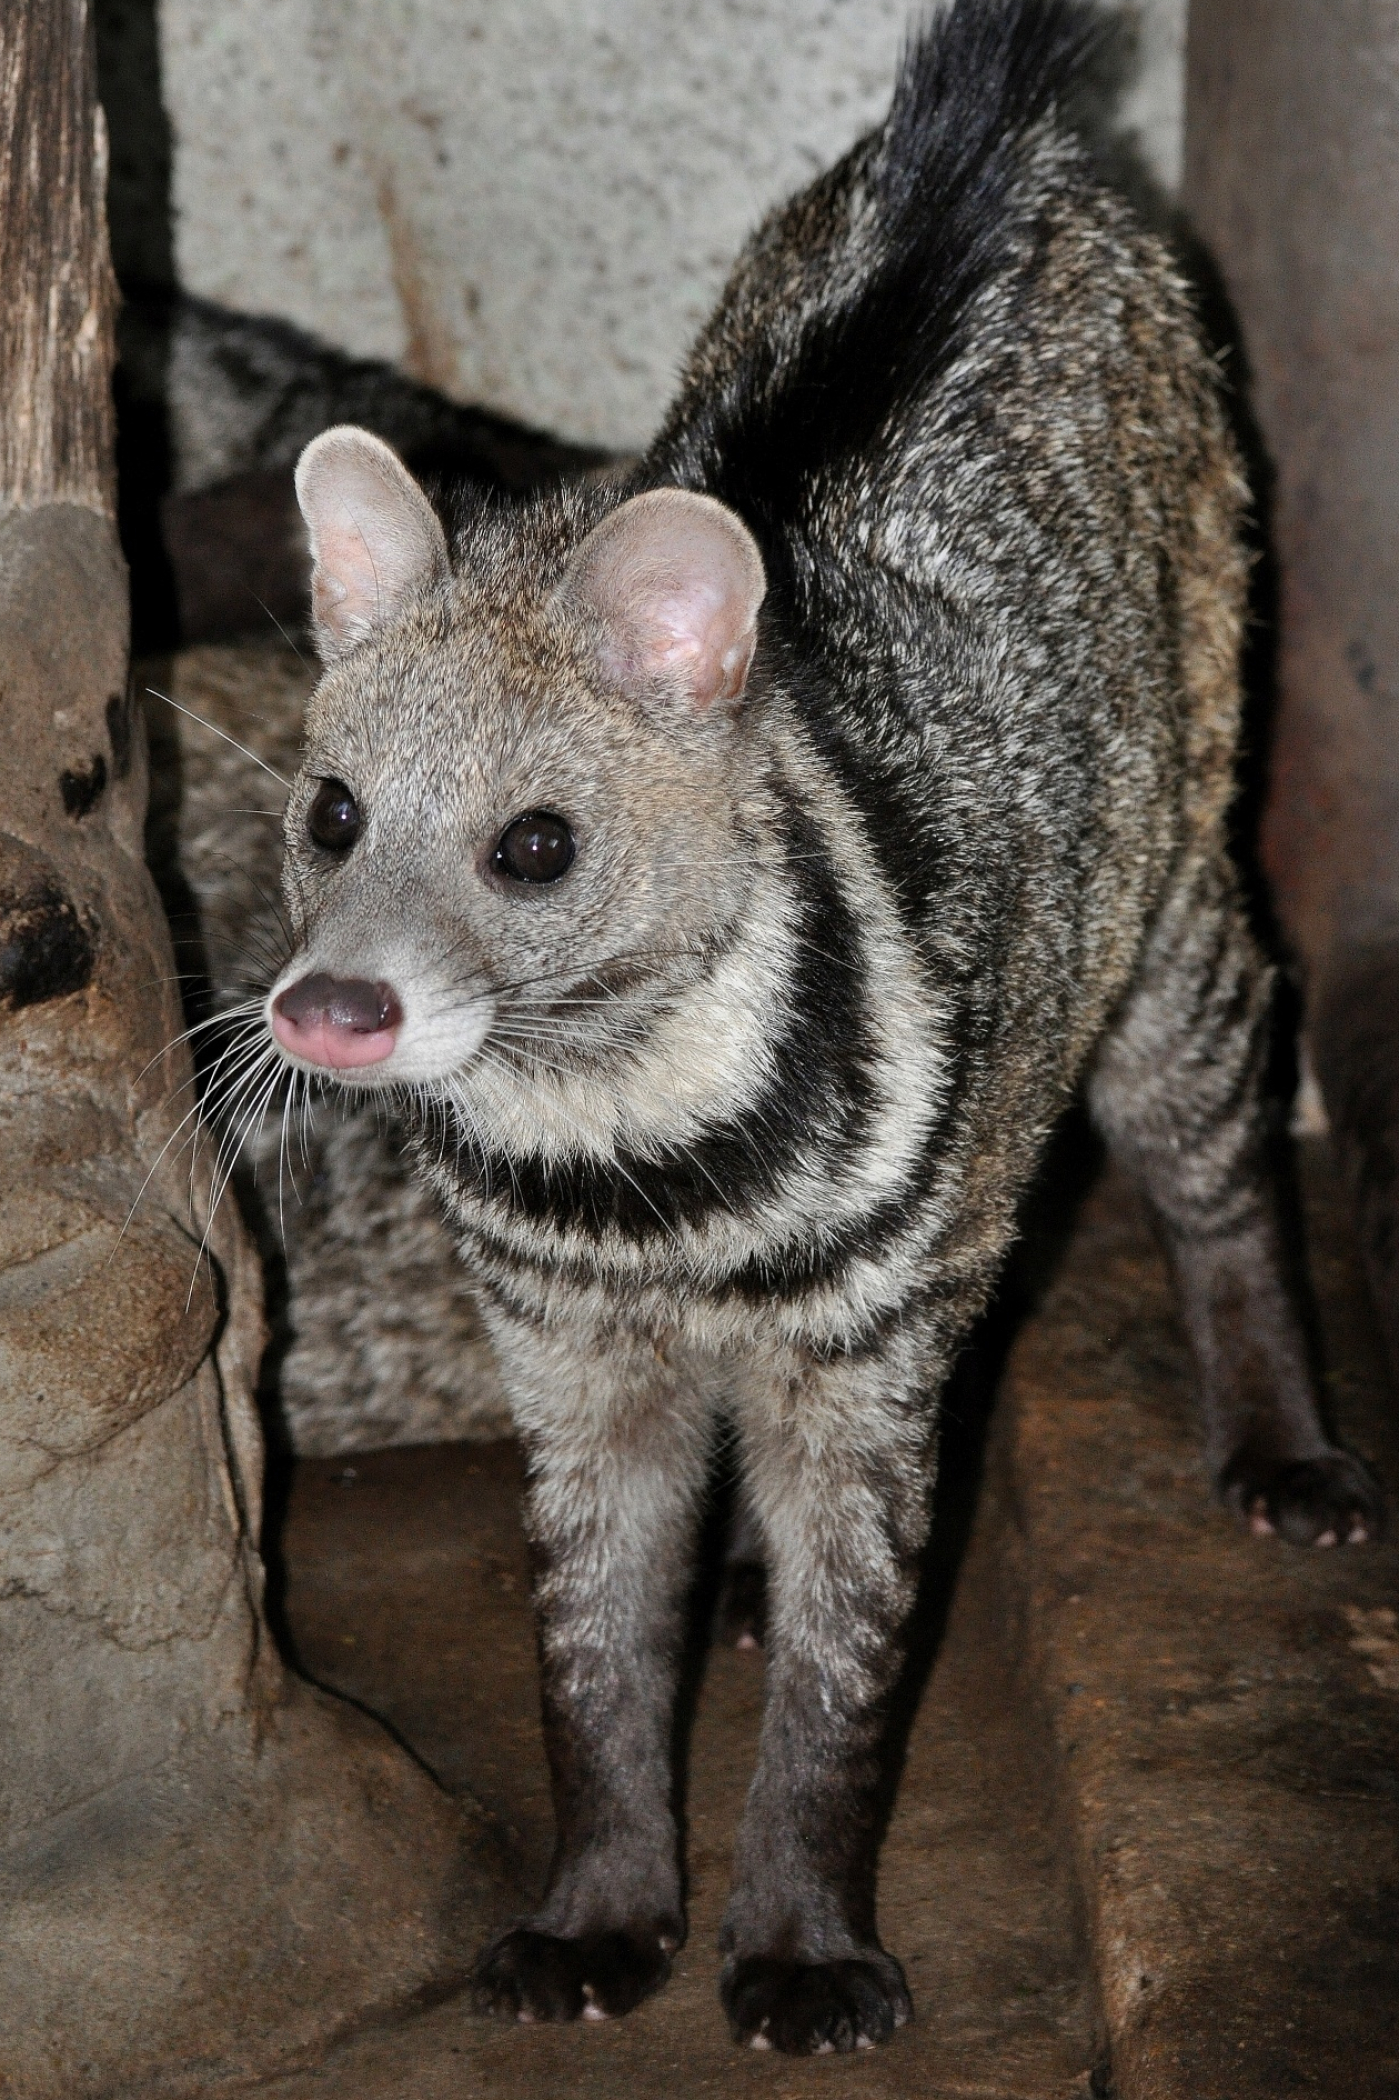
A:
267;1446;1095;2099
1000;1144;1399;2099
231;1138;1396;2100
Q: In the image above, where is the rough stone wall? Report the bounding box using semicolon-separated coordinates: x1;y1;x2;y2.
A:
160;0;1186;453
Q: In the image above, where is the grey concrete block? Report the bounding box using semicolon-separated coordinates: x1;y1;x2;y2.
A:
163;0;1186;451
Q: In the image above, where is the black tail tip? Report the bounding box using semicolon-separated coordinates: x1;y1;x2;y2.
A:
891;0;1134;155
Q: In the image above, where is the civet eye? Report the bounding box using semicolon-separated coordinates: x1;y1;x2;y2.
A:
307;778;361;853
492;810;576;884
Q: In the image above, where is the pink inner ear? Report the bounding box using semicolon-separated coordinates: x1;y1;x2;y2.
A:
567;490;767;711
639;576;739;684
295;427;448;656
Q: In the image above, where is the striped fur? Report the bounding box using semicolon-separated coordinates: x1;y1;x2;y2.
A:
263;0;1381;2052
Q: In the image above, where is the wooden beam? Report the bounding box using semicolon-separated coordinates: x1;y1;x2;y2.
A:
0;0;116;514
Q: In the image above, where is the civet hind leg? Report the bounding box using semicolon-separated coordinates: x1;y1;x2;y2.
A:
1089;860;1382;1545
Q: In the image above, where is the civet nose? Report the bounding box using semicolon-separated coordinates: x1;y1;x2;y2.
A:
270;972;403;1070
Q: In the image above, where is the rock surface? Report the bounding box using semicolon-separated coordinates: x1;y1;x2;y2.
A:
0;507;494;2092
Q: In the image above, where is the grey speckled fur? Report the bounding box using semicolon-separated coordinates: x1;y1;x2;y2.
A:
145;641;509;1454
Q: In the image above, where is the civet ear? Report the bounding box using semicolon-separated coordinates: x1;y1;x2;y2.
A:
294;426;449;660
562;488;767;711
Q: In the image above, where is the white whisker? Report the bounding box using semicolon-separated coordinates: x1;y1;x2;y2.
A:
146;687;292;787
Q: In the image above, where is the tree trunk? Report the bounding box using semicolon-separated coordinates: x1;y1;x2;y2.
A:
0;5;493;2089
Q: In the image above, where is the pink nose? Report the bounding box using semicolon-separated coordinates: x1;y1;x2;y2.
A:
271;972;402;1069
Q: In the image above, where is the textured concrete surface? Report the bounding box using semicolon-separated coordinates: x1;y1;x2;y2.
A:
160;0;1186;450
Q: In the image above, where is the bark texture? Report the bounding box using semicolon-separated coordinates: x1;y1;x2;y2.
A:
0;0;117;514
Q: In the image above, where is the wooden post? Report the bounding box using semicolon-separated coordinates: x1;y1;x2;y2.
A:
0;6;489;2088
0;0;116;512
